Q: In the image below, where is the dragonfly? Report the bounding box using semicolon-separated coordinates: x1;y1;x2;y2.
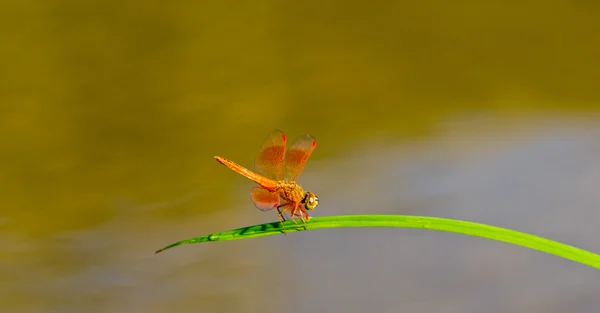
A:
214;130;319;229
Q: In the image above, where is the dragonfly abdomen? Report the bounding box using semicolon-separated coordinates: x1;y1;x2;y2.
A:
214;156;277;190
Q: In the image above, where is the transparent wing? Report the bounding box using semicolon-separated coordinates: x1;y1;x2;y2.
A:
250;186;279;211
284;135;316;181
254;130;286;181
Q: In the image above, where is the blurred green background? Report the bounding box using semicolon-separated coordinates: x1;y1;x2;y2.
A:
2;1;600;312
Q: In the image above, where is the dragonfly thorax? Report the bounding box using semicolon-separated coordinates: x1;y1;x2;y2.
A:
275;181;304;203
275;181;319;212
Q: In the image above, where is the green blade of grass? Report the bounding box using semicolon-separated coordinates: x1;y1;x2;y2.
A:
155;214;600;270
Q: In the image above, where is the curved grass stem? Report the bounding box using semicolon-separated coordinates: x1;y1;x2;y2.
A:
155;214;600;271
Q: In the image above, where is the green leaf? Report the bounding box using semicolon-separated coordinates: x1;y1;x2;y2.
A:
155;214;600;270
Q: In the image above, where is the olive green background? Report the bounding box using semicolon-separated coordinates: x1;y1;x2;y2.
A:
2;1;599;312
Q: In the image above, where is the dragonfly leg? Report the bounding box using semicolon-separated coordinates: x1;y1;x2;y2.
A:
276;212;287;234
278;203;305;230
290;206;300;225
276;205;287;221
298;209;309;230
276;204;291;234
287;204;304;227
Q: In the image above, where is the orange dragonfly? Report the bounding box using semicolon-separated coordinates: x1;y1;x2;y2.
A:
214;130;319;228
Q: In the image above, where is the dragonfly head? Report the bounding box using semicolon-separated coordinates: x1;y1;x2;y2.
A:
302;192;319;211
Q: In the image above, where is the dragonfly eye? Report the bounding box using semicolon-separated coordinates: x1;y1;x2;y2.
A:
304;192;319;211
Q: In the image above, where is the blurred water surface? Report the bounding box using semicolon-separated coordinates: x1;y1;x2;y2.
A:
1;1;600;312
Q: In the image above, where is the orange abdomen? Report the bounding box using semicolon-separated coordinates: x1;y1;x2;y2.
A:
214;156;277;190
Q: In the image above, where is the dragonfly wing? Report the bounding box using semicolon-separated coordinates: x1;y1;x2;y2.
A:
250;186;279;211
254;130;286;181
284;135;316;181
